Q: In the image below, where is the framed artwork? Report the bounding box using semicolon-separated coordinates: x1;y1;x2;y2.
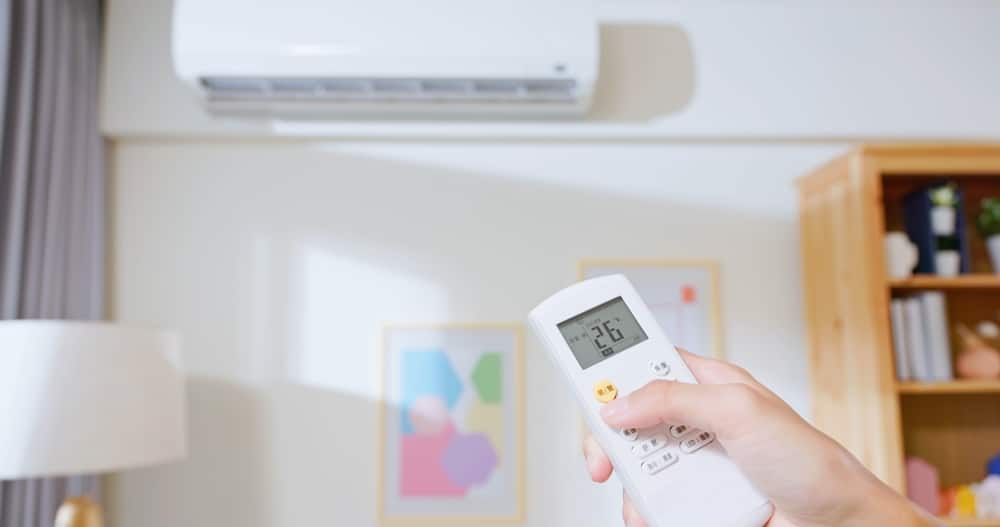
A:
378;324;524;525
579;260;723;358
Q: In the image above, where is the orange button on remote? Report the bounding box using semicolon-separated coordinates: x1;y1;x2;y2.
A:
594;380;618;403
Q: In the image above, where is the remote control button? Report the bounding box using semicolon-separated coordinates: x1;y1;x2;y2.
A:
631;434;668;459
620;428;639;441
641;451;679;475
668;424;694;438
650;360;671;377
680;431;715;454
593;380;618;403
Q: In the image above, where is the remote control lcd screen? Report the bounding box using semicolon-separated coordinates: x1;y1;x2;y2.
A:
558;297;648;369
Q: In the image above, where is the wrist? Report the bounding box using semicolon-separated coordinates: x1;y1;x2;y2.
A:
816;442;936;527
845;479;939;527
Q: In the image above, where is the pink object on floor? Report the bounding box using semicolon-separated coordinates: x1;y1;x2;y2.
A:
906;457;941;515
400;423;468;497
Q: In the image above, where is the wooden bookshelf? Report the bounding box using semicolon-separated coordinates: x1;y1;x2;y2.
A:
944;519;1000;527
897;380;1000;394
798;145;1000;511
891;275;1000;290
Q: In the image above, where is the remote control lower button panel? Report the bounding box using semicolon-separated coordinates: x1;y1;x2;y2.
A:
680;431;715;454
641;451;679;475
631;434;668;458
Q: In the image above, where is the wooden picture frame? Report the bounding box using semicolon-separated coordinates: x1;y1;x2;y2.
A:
578;259;724;358
377;323;525;525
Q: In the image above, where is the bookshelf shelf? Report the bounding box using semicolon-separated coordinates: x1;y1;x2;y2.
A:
944;518;1000;527
890;275;1000;290
897;381;1000;394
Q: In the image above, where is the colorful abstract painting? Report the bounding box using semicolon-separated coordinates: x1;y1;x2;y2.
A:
581;261;723;358
380;325;522;524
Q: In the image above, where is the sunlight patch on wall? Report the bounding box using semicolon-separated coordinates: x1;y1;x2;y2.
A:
286;243;449;399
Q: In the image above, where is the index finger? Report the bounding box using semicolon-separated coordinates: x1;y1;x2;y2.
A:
599;380;766;441
675;348;779;401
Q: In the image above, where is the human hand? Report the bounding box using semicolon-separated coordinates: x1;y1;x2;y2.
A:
582;349;940;527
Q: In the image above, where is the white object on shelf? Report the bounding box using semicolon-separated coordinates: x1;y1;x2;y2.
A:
987;235;1000;274
172;0;599;119
978;321;1000;339
904;298;932;382
930;205;957;236
935;250;961;277
0;320;186;479
919;292;954;381
885;232;919;279
976;475;1000;518
890;299;912;380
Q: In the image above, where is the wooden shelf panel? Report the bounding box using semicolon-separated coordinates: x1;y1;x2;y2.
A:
944;518;1000;527
898;381;1000;394
890;275;1000;290
900;394;1000;487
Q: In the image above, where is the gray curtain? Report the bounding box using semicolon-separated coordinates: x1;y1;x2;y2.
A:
0;0;106;525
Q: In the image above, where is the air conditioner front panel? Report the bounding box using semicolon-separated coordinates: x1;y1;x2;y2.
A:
175;0;595;60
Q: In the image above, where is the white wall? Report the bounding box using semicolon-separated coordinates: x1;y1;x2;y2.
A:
104;1;1000;526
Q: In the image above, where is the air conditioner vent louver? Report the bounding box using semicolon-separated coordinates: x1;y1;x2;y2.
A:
199;77;578;103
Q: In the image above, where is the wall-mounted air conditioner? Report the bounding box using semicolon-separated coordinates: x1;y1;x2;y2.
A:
172;0;599;119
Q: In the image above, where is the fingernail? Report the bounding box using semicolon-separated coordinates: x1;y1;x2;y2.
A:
601;397;628;421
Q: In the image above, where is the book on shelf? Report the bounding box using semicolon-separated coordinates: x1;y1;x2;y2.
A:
903;297;932;381
891;294;954;382
919;291;954;382
890;299;912;380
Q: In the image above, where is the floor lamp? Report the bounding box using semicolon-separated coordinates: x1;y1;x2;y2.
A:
0;320;187;527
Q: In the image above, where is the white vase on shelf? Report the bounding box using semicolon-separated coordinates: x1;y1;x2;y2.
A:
935;250;961;277
987;235;1000;274
884;232;918;279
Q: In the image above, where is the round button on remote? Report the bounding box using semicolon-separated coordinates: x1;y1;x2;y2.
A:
620;428;639;441
650;360;671;377
593;380;618;403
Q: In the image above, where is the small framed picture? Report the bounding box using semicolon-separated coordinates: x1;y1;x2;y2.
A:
378;324;524;525
579;260;723;358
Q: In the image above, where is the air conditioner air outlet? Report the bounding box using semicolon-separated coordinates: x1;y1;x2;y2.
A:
200;77;579;103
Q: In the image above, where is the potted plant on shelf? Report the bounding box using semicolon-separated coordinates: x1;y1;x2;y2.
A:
978;197;1000;273
930;183;959;236
935;236;961;277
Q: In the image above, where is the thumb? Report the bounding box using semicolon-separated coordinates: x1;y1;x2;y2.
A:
599;380;762;440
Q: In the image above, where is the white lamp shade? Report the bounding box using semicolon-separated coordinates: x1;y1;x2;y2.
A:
0;320;187;479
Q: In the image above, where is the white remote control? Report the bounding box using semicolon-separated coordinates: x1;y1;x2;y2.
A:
529;274;773;527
